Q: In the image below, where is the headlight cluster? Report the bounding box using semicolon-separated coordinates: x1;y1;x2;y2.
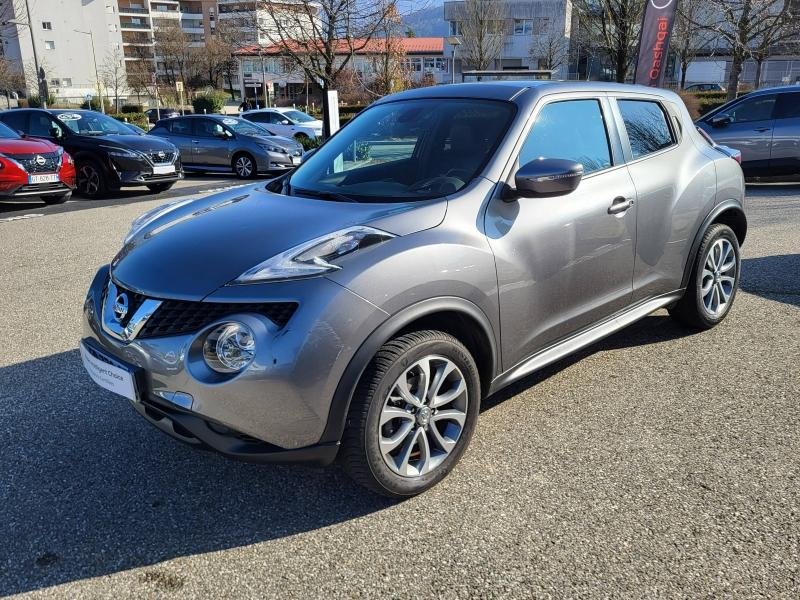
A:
258;143;288;154
234;226;395;283
203;322;256;373
102;146;142;160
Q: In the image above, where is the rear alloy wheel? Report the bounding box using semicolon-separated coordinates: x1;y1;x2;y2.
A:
76;161;106;199
340;331;481;497
670;223;741;329
233;153;256;179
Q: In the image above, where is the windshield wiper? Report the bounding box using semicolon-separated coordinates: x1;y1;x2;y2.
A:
292;187;358;203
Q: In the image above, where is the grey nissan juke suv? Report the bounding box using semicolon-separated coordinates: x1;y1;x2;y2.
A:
81;82;746;497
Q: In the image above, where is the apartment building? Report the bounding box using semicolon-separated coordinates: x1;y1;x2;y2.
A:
443;0;573;80
0;0;124;100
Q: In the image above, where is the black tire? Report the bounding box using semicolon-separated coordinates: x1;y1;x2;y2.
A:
42;192;71;205
232;153;257;179
670;223;741;329
147;182;175;193
340;330;481;498
75;159;107;199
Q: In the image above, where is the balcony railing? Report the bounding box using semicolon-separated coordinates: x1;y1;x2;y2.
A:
120;22;152;29
118;6;148;14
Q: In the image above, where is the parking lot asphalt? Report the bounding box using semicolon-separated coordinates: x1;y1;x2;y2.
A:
0;184;798;598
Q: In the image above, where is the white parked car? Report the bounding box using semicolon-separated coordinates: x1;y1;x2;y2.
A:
241;108;323;141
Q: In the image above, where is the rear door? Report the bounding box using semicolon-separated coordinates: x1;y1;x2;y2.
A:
242;112;278;135
165;118;195;164
702;94;777;176
768;91;800;176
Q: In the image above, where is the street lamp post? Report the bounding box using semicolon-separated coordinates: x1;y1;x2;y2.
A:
74;29;104;114
447;36;461;84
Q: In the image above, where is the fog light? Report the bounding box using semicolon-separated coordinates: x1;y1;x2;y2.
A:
203;322;256;373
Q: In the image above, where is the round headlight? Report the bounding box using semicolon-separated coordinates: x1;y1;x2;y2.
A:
203;322;256;373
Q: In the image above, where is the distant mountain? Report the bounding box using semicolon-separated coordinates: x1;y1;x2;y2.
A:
403;3;448;38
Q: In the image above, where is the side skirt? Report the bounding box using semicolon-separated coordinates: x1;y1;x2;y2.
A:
488;292;683;395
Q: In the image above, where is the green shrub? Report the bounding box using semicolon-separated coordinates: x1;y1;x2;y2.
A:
112;113;148;130
192;91;228;114
692;91;730;117
80;97;111;111
27;93;56;108
121;104;145;114
298;135;322;151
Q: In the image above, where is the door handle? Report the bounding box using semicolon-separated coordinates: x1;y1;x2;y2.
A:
753;127;771;133
608;196;635;214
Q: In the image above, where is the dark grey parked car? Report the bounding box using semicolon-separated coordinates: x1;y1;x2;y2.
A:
81;82;746;497
149;114;303;178
696;85;800;177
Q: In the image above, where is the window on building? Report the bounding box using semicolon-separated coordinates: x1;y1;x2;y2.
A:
532;17;550;35
448;21;462;36
513;19;532;35
423;57;447;73
49;78;59;86
520;99;612;174
62;78;72;86
41;21;52;30
44;40;55;50
617;100;675;159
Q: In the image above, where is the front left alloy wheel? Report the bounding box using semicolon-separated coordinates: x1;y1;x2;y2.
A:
340;330;480;497
233;153;256;179
76;160;107;199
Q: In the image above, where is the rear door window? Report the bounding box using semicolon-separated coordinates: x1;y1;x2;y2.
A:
617;100;675;159
774;92;800;119
725;95;777;123
519;99;612;174
168;118;192;135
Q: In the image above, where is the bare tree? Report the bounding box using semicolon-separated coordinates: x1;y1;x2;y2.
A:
529;30;570;74
574;0;643;83
199;20;248;94
459;0;506;71
153;21;198;89
364;3;410;97
747;4;799;88
101;48;127;111
700;0;797;99
0;56;24;107
672;0;714;89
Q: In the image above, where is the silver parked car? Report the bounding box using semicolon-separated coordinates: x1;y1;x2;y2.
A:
149;114;303;178
81;82;746;497
696;85;800;178
241;108;323;141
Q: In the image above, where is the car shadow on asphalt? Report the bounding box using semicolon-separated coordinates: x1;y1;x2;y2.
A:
0;349;395;596
740;254;800;307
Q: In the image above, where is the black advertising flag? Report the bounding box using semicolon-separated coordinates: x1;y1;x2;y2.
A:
634;0;680;86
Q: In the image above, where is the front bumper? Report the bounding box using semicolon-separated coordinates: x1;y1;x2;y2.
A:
256;150;302;173
106;154;184;188
82;265;387;463
0;180;74;198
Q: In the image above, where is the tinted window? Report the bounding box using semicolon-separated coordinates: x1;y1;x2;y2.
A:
726;95;776;123
193;119;226;138
29;113;57;137
267;112;285;124
0;121;20;139
520;99;612;174
774;92;800;119
168;118;192;135
290;98;515;202
244;112;267;123
618;100;674;159
1;111;27;133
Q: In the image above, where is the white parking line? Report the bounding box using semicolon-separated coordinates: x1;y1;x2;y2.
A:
0;213;44;223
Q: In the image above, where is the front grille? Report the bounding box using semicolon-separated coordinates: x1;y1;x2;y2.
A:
5;152;60;173
110;286;148;328
138;299;298;339
148;151;175;164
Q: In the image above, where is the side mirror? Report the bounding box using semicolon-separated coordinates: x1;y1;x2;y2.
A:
511;158;583;199
710;114;731;128
214;130;231;139
49;126;61;139
16;129;26;138
301;148;316;163
281;119;290;125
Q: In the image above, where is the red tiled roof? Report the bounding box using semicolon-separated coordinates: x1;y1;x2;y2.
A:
235;37;444;56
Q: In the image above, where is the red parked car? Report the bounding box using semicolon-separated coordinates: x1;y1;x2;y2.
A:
0;120;76;205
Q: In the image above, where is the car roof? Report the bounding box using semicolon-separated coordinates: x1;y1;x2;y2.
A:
374;80;682;105
737;84;800;98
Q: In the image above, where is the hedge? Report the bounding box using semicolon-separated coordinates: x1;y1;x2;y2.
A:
112;113;149;130
192;91;228;114
693;91;729;116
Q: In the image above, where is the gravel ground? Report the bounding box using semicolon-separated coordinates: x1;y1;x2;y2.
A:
0;185;798;599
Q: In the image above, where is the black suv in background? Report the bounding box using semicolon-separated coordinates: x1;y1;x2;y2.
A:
0;109;182;198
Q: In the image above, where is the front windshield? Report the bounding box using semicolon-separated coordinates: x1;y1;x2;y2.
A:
223;118;270;137
0;121;21;139
289;98;515;202
283;110;316;123
55;111;133;135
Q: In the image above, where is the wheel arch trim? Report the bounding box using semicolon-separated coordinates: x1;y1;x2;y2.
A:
681;199;747;289
319;296;499;445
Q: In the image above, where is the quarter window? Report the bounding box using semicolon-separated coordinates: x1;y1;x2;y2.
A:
618;100;674;159
519;99;612;175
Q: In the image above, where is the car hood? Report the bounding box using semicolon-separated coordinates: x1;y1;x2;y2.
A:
73;133;176;152
111;183;446;300
0;137;58;154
